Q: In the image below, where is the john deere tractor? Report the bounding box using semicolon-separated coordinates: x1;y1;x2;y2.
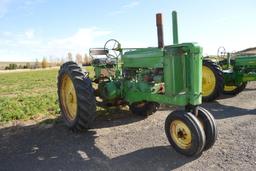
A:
57;11;217;156
202;47;256;102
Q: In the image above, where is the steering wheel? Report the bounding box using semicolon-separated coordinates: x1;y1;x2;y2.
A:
217;46;226;58
104;39;121;58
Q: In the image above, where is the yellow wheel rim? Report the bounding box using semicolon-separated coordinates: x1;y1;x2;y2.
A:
224;85;237;92
61;74;77;121
170;120;192;150
202;66;216;97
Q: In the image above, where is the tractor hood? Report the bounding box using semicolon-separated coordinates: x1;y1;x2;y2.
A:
122;47;164;68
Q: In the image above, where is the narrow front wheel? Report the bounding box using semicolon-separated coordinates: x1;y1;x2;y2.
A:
165;111;206;156
197;107;217;151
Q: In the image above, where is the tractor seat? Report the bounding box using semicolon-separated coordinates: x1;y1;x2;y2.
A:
89;48;109;56
222;68;233;74
92;58;117;67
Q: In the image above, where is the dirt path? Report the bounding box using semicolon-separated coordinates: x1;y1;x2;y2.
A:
0;67;59;74
0;83;255;171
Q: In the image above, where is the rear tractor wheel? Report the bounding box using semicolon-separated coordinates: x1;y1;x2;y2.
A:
165;111;206;156
202;60;224;102
57;62;96;131
223;82;247;95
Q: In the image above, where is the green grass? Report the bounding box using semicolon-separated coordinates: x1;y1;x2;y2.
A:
0;66;94;122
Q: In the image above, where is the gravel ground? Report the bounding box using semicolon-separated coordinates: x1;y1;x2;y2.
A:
0;83;255;171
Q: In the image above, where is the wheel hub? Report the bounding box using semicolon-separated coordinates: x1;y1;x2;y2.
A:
68;92;74;102
61;74;77;121
177;129;187;139
170;120;192;149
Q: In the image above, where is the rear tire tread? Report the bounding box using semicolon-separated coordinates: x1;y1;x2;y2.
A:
57;62;96;131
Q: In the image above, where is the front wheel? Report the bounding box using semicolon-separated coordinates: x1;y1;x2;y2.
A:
197;107;217;151
165;111;206;156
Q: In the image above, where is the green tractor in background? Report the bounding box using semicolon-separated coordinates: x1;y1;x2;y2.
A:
57;11;217;156
202;46;256;102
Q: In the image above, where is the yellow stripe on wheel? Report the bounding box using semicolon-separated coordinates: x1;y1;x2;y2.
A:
224;85;237;92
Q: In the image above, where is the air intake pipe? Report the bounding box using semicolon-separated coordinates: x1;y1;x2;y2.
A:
172;11;179;45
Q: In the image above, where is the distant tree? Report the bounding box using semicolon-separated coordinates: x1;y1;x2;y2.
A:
83;53;92;66
67;52;73;61
76;53;83;65
60;57;65;65
24;62;30;69
52;57;61;67
5;63;17;70
42;57;49;68
48;56;53;67
35;59;40;69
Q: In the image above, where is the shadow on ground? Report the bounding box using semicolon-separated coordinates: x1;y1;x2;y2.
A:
1;100;255;170
0;109;196;171
202;102;256;120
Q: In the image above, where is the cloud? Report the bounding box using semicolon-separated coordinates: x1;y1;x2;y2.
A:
0;0;45;18
0;27;111;61
21;0;45;9
0;0;12;18
48;28;111;50
123;1;139;8
25;29;35;39
23;0;45;6
110;1;140;16
44;28;112;59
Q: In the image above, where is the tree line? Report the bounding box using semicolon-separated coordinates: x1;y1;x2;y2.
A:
4;52;92;70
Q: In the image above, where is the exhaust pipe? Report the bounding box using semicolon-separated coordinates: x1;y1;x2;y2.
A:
156;13;164;48
172;11;179;45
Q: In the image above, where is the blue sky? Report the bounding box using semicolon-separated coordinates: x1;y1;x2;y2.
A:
0;0;256;61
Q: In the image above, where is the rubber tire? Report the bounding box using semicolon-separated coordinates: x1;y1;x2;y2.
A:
223;82;247;95
129;102;159;116
202;60;224;102
165;111;206;156
57;61;96;131
197;107;217;151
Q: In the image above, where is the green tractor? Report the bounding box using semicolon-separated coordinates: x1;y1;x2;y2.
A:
57;11;217;156
202;47;256;102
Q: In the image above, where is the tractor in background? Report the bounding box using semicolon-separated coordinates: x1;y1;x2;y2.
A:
202;47;256;102
57;11;217;156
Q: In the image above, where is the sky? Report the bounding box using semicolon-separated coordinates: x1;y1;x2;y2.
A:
0;0;256;62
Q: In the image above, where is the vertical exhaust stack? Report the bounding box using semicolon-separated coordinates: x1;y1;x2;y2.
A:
172;11;179;45
156;13;164;48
